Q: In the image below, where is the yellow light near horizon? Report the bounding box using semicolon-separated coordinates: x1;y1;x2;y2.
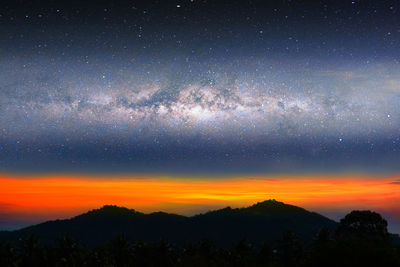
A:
0;173;399;222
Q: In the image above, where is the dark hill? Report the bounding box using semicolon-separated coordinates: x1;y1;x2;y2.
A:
0;200;338;246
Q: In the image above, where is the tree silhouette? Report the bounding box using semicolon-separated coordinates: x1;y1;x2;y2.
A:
257;242;273;266
336;210;390;242
19;235;48;267
54;234;87;267
0;241;18;267
280;231;304;267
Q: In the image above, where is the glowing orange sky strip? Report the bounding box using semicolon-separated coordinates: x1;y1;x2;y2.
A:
0;173;399;230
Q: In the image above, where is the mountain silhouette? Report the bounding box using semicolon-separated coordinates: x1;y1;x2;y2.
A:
0;200;338;246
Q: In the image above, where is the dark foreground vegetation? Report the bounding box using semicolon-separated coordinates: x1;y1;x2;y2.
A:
1;210;400;267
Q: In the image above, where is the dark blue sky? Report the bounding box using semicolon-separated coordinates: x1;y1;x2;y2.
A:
1;0;400;174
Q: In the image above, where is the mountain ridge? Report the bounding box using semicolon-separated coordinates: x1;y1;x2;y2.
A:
0;200;338;246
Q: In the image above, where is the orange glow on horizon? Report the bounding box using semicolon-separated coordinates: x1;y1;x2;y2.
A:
0;173;400;225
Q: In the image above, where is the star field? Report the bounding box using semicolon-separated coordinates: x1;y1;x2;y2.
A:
1;0;400;174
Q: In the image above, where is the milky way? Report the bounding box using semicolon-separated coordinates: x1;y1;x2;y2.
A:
1;0;400;174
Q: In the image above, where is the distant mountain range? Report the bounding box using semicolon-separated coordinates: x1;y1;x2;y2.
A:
0;200;338;246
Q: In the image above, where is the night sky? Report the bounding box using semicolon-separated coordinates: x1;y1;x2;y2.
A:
1;0;400;175
2;0;400;233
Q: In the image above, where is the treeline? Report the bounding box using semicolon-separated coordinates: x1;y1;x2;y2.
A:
1;210;400;267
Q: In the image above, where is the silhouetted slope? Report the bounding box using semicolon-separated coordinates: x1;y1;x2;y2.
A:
189;200;337;243
0;200;338;246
